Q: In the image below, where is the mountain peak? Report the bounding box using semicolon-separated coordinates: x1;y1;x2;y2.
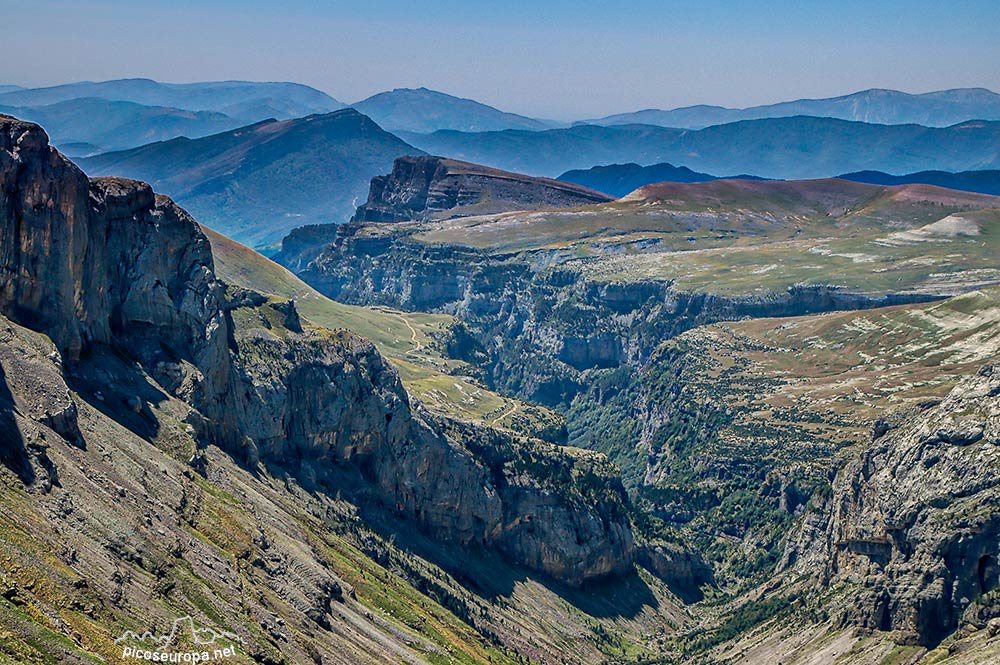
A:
81;110;422;247
352;87;548;133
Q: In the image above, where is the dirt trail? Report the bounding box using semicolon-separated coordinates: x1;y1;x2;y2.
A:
398;314;421;351
491;400;521;426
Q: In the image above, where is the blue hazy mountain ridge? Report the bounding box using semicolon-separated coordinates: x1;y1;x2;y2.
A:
80;109;424;248
351;87;551;133
0;98;242;156
0;79;346;155
0;78;343;117
838;169;1000;197
558;162;767;198
562;163;1000;200
583;87;1000;129
400;116;1000;179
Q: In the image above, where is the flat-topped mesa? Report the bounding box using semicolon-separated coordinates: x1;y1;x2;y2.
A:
353;155;614;223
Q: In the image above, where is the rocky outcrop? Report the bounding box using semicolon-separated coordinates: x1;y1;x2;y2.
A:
352;155;612;223
227;295;634;584
638;542;715;602
274;222;339;273
0;116;634;586
0;114;243;444
787;365;1000;646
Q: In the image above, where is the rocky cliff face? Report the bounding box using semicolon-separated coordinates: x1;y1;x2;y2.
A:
290;221;940;408
0;115;634;587
353;155;613;223
0;115;242;442
226;294;635;584
785;365;1000;646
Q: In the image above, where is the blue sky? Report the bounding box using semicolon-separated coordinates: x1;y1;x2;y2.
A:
8;0;1000;119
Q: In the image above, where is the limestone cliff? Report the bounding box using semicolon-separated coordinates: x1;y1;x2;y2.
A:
288;221;939;408
352;155;613;223
226;295;635;584
787;365;1000;646
0;115;242;444
0;115;634;587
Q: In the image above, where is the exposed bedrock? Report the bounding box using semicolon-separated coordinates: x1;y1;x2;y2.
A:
0;115;634;586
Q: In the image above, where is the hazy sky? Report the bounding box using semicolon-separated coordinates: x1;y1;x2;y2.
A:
8;0;1000;119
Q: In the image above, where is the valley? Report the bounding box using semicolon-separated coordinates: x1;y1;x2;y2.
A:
3;47;1000;663
277;173;1000;660
204;225;564;440
1;116;699;664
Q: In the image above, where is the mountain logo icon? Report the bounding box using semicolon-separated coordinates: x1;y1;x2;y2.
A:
115;615;243;647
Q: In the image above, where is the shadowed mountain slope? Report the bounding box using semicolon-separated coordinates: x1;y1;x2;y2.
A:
840;168;1000;197
558;161;767;197
81;109;424;248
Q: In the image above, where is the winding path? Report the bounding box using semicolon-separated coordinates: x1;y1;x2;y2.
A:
491;400;521;426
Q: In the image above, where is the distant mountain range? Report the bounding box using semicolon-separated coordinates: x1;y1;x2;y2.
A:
402;117;1000;179
0;98;241;156
582;88;1000;129
77;108;1000;250
0;78;343;117
563;164;1000;200
350;87;550;133
838;169;1000;197
8;79;1000;165
0;79;345;155
17;78;998;250
558;162;766;198
81;109;422;248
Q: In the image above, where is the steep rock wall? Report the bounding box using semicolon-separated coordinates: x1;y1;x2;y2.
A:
0;116;634;586
784;365;1000;645
353;155;612;223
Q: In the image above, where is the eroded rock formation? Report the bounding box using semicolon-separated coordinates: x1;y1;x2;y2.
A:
353;155;612;223
0;115;634;586
785;365;1000;646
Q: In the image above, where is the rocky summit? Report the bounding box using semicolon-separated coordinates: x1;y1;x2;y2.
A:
353;155;613;223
